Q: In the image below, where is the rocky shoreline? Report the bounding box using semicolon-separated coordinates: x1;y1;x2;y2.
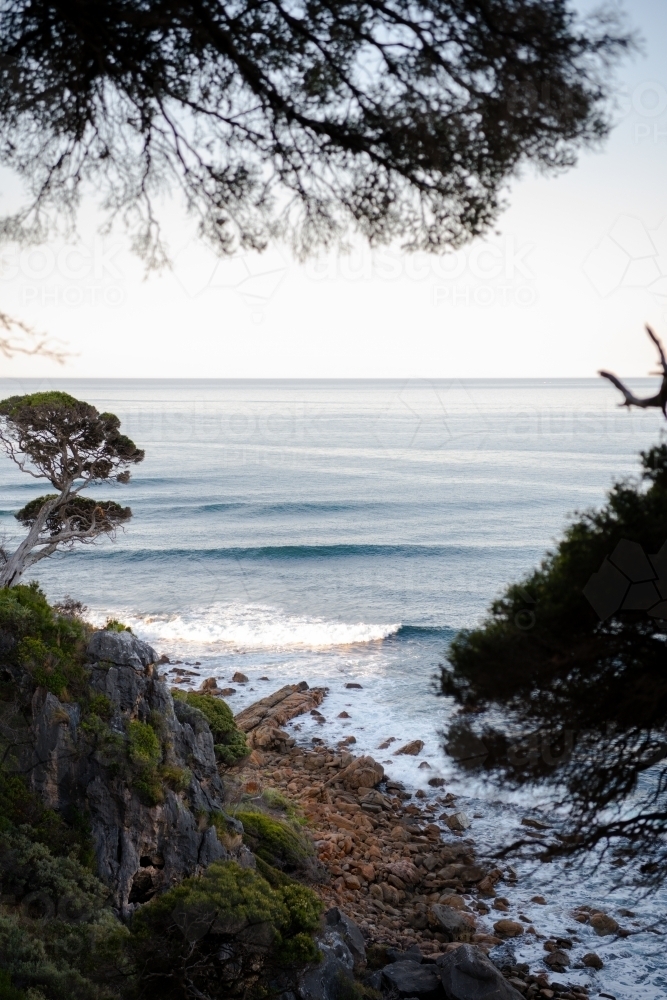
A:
211;679;618;1000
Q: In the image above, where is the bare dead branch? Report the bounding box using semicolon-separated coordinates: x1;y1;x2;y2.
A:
599;324;667;416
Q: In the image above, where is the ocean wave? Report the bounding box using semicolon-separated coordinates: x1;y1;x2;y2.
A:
102;602;401;650
65;542;492;563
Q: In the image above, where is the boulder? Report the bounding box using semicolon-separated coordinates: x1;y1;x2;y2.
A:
429;904;475;942
589;912;619;936
332;755;384;791
324;908;366;971
582;952;603;970
381;960;442;997
86;629;157;670
446;811;471;831
299;923;355;1000
492;920;524;939
545;949;569;971
438;945;524;1000
384;859;421;885
394;739;424;756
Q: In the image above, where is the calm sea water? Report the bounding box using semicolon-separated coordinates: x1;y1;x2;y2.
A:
1;378;665;997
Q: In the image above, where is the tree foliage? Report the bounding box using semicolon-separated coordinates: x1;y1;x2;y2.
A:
441;442;667;884
0;393;144;588
0;0;631;259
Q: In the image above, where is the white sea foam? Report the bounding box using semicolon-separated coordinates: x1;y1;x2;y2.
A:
94;602;400;650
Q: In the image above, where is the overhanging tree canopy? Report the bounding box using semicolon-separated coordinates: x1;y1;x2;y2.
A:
441;441;667;885
0;0;630;259
0;392;144;587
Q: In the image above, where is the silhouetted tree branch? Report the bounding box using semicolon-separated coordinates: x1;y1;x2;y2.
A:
600;325;667;416
0;311;68;365
0;0;632;259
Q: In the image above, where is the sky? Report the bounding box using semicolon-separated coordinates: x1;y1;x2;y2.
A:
2;0;667;380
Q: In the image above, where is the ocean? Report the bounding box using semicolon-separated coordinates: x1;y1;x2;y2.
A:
1;377;665;997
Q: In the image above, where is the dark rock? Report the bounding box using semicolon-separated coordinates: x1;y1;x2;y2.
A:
438;945;524;1000
582;952;603;970
382;960;442;996
324;908;366;970
429;904;474;942
345;683;363;689
87;630;158;669
545;949;569;971
298;926;355;1000
364;971;383;991
387;945;423;964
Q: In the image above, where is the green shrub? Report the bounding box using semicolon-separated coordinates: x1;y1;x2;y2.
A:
132;860;321;981
104;620;131;633
0;969;26;1000
173;692;250;764
235;811;312;871
126;721;164;805
127;721;161;767
278;931;320;966
0;584;89;701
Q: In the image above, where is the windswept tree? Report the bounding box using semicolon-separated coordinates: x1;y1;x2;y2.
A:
441;438;667;885
0;392;144;587
0;0;631;261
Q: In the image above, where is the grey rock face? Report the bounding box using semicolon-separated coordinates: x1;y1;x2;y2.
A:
438;945;524;1000
381;959;442;996
298;924;355;1000
24;629;239;919
86;629;158;670
323;907;366;971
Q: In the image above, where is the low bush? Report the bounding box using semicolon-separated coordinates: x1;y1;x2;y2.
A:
234;811;313;871
172;692;250;764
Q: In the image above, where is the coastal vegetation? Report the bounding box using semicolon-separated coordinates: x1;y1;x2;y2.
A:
172;691;250;765
442;440;667;883
0;393;144;588
0;586;323;999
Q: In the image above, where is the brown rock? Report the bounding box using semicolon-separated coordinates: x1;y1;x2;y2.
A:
390;826;411;842
200;677;220;692
358;863;376;881
582;952;604;970
338;711;350;718
219;687;236;696
545;949;569;971
333;755;384;791
531;895;547;904
439;894;466;910
369;883;384;900
493;919;524;938
384;860;420;885
590;912;619;936
459;865;484;884
394;740;424;756
381;883;401;906
446;811;471;832
429;904;475;942
344;874;361;890
232;671;249;683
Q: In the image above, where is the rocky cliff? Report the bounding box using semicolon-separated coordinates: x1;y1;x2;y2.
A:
21;629;250;917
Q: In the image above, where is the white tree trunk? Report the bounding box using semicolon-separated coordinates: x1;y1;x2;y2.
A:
0;494;61;588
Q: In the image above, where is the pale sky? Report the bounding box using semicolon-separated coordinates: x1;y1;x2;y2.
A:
2;0;667;380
